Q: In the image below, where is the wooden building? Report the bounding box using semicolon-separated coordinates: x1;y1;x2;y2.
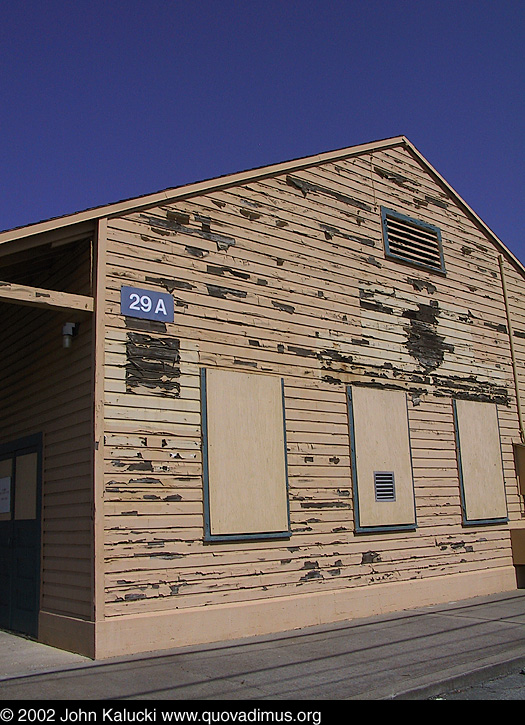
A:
0;136;524;659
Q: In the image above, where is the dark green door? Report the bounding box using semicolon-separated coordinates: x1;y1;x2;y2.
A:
0;435;42;638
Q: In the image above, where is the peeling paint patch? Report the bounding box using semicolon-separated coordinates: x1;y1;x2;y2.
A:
483;321;507;333
374;166;416;188
432;375;508;405
319;223;375;247
215;236;236;251
300;570;323;581
240;208;261;221
408;278;437;295
142;214;235;251
300;501;351;509
402;302;454;372
286;175;372;211
185;246;209;258
128;477;163;485
272;300;295;314
302;561;319;570
318;350;353;365
146;276;194;292
360;298;394;314
166;210;191;225
425;195;448;209
195;214;211;232
125;318;167;333
288;345;316;358
233;358;257;367
322;375;343;385
351;337;370;346
126;461;154;472
361;551;381;564
126;333;181;396
207;265;250;280
206;284;247;300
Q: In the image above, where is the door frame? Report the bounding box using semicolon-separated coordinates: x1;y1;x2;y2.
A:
0;432;43;638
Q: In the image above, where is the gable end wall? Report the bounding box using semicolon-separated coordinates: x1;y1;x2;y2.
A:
96;145;522;656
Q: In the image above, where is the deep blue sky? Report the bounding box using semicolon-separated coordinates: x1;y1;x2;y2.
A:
1;1;523;262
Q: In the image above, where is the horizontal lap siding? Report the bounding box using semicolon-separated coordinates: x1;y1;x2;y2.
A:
0;243;94;620
502;258;525;427
500;256;525;521
102;145;521;616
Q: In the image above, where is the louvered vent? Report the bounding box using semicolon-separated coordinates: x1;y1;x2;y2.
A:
381;207;445;273
374;472;396;502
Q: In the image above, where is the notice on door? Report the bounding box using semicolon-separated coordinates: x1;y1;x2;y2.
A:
0;477;11;514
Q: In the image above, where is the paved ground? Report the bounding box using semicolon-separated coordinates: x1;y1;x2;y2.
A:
1;589;525;701
433;668;525;700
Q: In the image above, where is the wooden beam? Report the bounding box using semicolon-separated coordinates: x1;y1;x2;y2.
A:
0;221;94;257
0;280;94;312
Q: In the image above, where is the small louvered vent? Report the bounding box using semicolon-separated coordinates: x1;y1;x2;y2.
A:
374;472;396;502
381;207;445;273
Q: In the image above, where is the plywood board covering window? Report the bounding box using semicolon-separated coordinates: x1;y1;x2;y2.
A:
202;368;290;540
454;400;508;524
348;386;416;531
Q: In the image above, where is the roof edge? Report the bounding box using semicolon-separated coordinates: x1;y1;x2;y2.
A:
402;139;524;276
0;134;522;276
0;136;406;244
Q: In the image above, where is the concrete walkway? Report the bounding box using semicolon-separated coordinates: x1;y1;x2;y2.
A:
1;589;525;700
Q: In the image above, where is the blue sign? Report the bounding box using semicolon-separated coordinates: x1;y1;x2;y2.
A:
121;286;175;322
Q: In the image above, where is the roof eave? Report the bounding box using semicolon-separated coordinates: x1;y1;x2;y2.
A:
402;138;525;276
0;134;522;277
0;136;407;245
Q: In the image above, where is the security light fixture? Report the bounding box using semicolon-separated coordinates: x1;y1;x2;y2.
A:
62;322;79;349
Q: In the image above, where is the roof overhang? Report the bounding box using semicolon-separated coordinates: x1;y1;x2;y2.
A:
0;135;523;275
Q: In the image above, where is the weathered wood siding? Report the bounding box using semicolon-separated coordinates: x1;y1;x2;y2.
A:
102;144;523;619
0;241;94;621
500;256;525;444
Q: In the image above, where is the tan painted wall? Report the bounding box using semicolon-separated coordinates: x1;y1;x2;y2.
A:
498;256;525;519
96;144;523;654
501;257;525;440
0;241;94;622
